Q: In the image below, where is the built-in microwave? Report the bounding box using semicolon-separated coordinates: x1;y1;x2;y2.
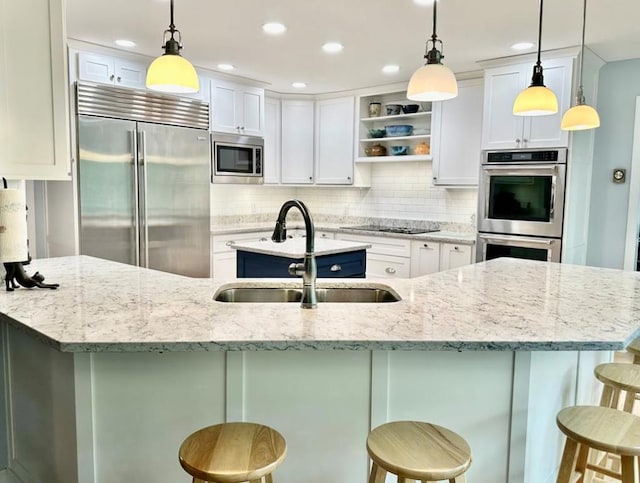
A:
211;132;263;184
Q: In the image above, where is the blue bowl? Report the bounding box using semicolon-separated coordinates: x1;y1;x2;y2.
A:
385;125;413;137
390;145;409;156
402;104;420;114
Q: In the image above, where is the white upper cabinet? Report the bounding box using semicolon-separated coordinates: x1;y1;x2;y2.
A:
280;100;315;184
431;78;484;186
481;57;573;150
0;0;71;180
210;79;264;137
78;52;147;89
315;97;355;185
264;97;281;184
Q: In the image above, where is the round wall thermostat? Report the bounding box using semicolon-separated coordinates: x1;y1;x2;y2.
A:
613;169;626;183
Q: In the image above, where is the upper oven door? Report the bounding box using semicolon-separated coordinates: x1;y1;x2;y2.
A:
478;163;566;237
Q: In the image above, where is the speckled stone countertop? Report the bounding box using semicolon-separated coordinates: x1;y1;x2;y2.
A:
1;256;639;353
232;238;370;258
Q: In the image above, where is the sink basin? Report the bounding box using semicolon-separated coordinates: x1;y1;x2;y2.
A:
213;286;401;303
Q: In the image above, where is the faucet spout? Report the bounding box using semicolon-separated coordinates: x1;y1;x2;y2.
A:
272;200;317;309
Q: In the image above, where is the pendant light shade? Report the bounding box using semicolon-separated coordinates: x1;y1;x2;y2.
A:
513;0;557;116
407;0;458;102
560;0;599;131
146;0;199;94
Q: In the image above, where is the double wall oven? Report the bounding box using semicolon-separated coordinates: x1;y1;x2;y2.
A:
477;148;567;263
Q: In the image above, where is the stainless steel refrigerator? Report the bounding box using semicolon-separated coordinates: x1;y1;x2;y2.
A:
76;82;211;278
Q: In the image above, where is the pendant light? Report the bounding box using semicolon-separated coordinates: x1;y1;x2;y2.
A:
146;0;199;94
407;0;458;102
513;0;557;116
560;0;600;130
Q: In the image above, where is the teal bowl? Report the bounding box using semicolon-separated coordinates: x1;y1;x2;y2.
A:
368;128;386;138
390;145;409;156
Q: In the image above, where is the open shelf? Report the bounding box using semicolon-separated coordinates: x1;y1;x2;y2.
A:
356;154;432;163
360;134;431;142
360;112;432;123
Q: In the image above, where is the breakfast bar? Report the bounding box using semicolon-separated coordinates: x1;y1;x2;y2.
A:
1;256;637;483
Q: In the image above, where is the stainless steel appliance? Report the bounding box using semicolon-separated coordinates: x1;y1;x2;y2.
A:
477;148;567;263
76;82;211;278
211;132;264;184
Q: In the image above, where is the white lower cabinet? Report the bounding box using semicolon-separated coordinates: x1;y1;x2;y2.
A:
440;243;474;271
410;241;441;277
211;231;272;279
367;253;411;278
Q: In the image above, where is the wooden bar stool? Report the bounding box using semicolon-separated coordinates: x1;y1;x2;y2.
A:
556;406;640;483
595;362;640;413
626;337;640;365
366;421;472;483
179;422;286;483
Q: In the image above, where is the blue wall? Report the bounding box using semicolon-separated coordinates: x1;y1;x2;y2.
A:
587;59;640;268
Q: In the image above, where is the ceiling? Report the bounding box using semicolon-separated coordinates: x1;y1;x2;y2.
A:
66;0;640;95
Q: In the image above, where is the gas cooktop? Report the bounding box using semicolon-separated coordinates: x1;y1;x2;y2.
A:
341;225;440;235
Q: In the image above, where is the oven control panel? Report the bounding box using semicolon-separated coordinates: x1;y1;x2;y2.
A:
485;149;567;164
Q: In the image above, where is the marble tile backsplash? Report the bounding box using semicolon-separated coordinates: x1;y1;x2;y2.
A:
211;161;478;230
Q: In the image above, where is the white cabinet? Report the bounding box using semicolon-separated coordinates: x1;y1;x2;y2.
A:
440;243;473;271
281;100;315;184
0;0;71;180
315;97;355;185
410;241;441;277
481;57;573;150
335;233;411;278
78;52;147;89
211;231;272;279
431;78;484;186
356;90;433;163
264;97;281;184
210;79;264;136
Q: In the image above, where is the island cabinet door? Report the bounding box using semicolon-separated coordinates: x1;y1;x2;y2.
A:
236;250;366;278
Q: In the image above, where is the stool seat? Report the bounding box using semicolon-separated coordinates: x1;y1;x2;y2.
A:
179;422;286;483
595;363;640;393
366;421;472;481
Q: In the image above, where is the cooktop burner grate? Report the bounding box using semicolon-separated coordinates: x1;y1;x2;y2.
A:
341;225;440;235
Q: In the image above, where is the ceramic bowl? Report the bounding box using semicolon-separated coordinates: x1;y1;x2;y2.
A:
368;128;386;138
402;104;420;114
390;145;409;156
385;125;413;137
385;104;403;115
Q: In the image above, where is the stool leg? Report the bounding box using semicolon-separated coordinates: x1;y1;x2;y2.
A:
623;390;636;413
450;476;467;483
634;354;640;365
369;462;386;483
620;455;636;483
599;385;614;408
265;475;274;483
557;438;579;483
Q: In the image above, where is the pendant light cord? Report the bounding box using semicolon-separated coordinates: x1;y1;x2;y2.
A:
169;0;176;35
578;0;587;89
431;0;438;44
536;0;544;67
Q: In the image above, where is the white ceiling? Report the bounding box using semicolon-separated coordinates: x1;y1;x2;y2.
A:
66;0;640;95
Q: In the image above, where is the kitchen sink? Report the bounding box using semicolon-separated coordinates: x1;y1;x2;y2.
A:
213;286;401;303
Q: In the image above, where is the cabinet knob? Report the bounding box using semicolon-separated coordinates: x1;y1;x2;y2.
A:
236;126;241;130
321;234;327;238
385;267;396;274
330;264;342;272
117;76;122;83
259;237;268;242
309;176;313;181
522;138;528;144
225;241;235;247
347;176;351;181
515;138;521;144
454;246;459;251
423;243;429;248
109;74;115;81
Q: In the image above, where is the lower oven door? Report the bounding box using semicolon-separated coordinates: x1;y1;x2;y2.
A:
478;163;566;238
476;233;562;263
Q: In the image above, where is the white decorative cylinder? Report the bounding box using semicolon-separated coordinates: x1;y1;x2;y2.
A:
0;189;28;263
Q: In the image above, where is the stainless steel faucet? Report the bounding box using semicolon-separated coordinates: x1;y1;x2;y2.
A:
272;200;317;309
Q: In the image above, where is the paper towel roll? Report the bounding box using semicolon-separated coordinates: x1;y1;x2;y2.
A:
0;189;28;263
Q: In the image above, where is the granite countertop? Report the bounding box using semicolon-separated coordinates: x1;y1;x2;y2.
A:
1;256;639;353
232;238;371;258
211;224;476;245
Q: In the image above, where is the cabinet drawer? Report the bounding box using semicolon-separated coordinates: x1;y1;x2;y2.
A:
237;250;366;278
366;254;411;279
212;231;272;253
335;233;411;257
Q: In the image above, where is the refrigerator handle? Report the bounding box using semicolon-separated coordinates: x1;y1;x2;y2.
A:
139;130;149;268
132;130;140;267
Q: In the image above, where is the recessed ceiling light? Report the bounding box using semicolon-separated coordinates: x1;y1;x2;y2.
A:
115;39;136;48
292;82;307;89
322;42;344;54
263;22;287;35
382;64;400;74
413;0;435;5
511;42;535;51
217;64;235;71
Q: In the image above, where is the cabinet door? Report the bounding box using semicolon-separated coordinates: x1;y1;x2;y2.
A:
524;57;573;149
264;97;281;184
432;78;484;186
212;252;237;279
114;58;147;89
0;0;70;180
210;80;239;133
281;100;315;184
240;86;264;137
315;97;355;185
78;52;115;84
481;65;527;150
366;253;411;278
440;243;473;271
410;241;440;277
